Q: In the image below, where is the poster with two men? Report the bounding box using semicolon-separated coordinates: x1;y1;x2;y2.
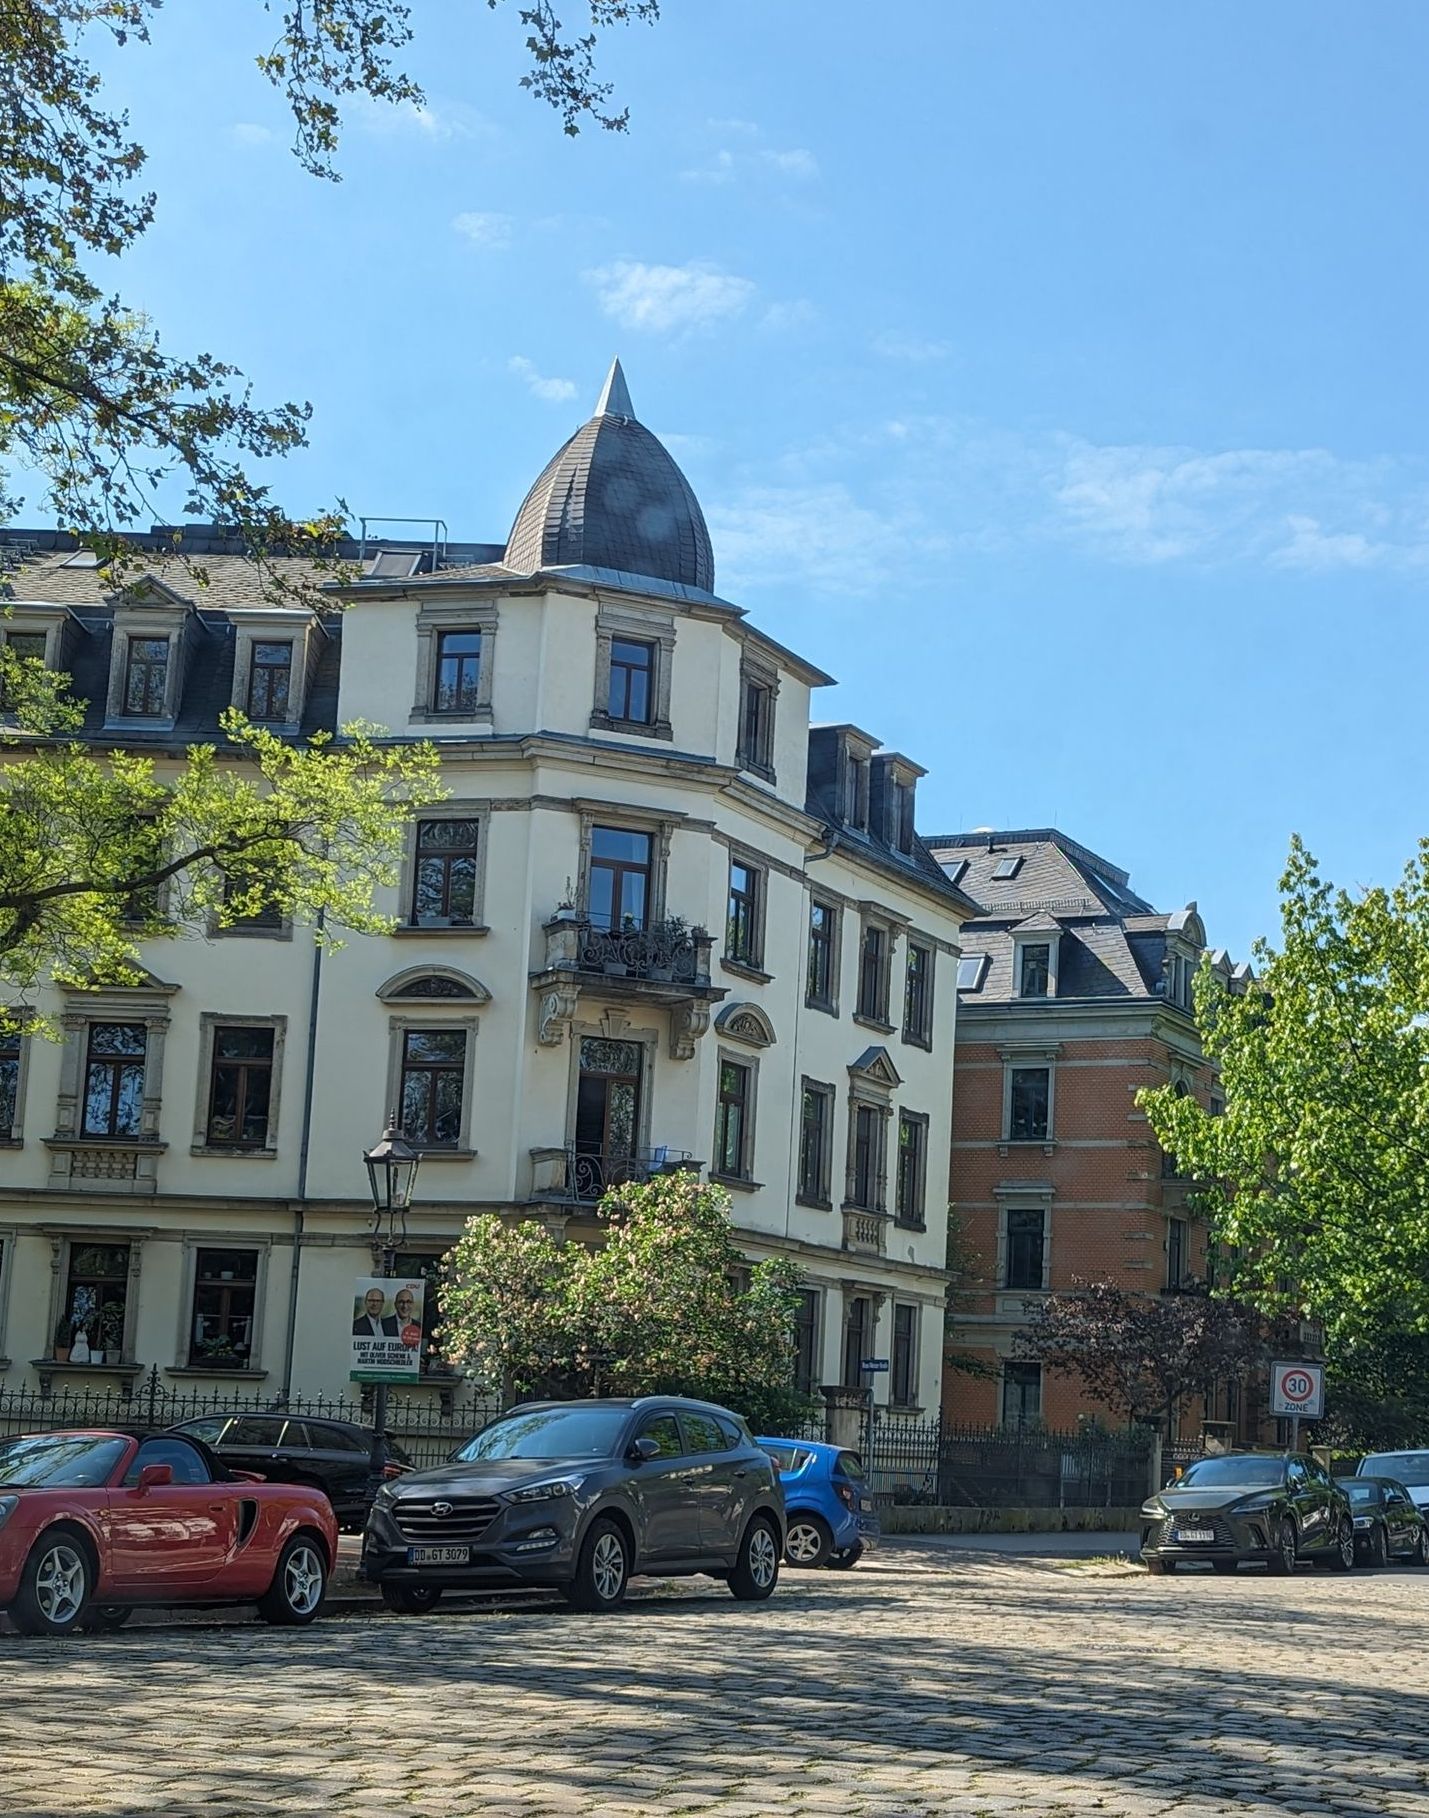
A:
350;1276;426;1383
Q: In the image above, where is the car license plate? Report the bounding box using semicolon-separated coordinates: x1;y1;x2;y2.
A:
1174;1527;1215;1544
406;1546;470;1566
858;1497;874;1512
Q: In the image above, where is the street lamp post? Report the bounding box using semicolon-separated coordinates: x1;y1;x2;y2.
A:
363;1122;422;1476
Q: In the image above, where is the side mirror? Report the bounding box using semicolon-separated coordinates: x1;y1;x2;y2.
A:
629;1436;662;1464
137;1463;174;1493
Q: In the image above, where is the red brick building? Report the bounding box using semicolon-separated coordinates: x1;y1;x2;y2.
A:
925;828;1252;1438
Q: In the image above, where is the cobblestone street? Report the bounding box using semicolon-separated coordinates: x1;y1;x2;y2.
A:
4;1545;1428;1817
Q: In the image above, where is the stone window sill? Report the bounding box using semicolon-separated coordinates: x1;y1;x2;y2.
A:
804;996;839;1018
853;1013;895;1035
45;1135;167;1152
999;1140;1056;1154
589;713;673;742
394;923;490;938
212;923;291;941
410;1147;477;1162
736;756;777;786
900;1029;933;1052
409;705;495;727
893;1217;927;1232
191;1145;278;1160
32;1359;142;1377
795;1194;833;1212
721;958;773;986
166;1364;268;1380
710;1171;762;1194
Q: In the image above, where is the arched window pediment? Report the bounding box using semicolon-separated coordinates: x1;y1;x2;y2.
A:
714;1001;776;1048
376;966;491;1005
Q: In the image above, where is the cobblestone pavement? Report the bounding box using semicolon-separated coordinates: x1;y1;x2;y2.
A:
4;1545;1428;1817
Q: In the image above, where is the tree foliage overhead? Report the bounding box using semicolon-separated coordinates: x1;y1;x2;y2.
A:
0;644;443;1020
1;1;659;559
1140;835;1429;1354
1015;1280;1264;1433
438;1172;812;1432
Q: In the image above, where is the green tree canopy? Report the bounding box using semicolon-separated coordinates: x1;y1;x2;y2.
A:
438;1172;812;1433
0;648;443;1021
1;2;660;565
1141;834;1429;1354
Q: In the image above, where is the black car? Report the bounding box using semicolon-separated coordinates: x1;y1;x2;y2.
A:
1337;1475;1429;1567
170;1414;413;1527
362;1396;785;1614
1141;1452;1355;1575
1356;1450;1429;1520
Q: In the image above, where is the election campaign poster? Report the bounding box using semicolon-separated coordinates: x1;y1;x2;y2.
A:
350;1275;425;1384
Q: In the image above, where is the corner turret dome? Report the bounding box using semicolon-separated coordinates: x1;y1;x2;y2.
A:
503;360;715;592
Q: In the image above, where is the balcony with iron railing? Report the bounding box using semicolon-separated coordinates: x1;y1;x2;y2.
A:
528;1145;700;1206
531;911;726;1055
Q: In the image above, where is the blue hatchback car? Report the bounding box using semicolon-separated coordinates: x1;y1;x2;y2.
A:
758;1437;879;1569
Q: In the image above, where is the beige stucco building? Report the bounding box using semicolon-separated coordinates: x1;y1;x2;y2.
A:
0;363;973;1418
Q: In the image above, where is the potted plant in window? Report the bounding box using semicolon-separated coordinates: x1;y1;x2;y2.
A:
51;1316;73;1364
197;1334;241;1369
95;1302;125;1366
647;915;689;982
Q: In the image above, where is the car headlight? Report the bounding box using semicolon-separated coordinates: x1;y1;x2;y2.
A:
1141;1500;1168;1519
0;1495;16;1532
507;1478;578;1504
1353;1517;1372;1529
371;1483;397;1508
1230;1495;1277;1513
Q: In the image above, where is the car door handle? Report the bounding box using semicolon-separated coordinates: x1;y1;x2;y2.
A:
734;1469;748;1479
209;1503;226;1514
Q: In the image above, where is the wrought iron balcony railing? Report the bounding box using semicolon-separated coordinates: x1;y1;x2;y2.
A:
528;1144;698;1204
541;914;714;986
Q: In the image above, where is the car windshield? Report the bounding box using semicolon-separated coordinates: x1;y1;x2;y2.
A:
1177;1456;1286;1489
0;1433;129;1487
1362;1452;1429;1482
456;1406;629;1461
1342;1482;1380;1507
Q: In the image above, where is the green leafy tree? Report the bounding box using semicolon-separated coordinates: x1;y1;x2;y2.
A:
438;1172;813;1432
2;3;660;564
0;659;444;1018
1015;1280;1263;1436
1140;835;1429;1355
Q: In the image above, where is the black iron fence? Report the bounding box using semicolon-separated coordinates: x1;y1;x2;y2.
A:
0;1370;499;1471
869;1416;1154;1509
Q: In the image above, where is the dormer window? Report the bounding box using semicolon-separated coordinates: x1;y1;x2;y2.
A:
845;756;870;831
124;637;170;717
246;641;293;722
992;855;1023;881
892;780;916;855
1019;944;1051;997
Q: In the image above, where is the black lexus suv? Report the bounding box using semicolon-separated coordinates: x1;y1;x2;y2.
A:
362;1396;785;1613
1141;1451;1355;1575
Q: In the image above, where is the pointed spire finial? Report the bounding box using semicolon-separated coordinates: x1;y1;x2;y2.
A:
595;357;634;420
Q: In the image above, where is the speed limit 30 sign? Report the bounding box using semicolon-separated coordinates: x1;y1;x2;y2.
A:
1270;1361;1324;1419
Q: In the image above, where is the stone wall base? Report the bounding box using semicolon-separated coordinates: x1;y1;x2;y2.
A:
881;1504;1140;1535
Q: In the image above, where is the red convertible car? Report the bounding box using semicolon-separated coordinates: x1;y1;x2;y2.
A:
0;1429;338;1636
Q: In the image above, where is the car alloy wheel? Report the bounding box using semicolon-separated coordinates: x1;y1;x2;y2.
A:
1414;1529;1429;1568
258;1534;328;1625
1269;1518;1297;1575
284;1544;326;1615
566;1516;629;1612
1368;1523;1389;1568
784;1516;833;1569
35;1541;88;1630
1332;1518;1356;1572
728;1517;780;1602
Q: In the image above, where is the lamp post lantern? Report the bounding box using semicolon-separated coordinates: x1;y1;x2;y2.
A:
363;1123;421;1473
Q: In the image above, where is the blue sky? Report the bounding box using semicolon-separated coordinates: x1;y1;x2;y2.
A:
66;2;1429;957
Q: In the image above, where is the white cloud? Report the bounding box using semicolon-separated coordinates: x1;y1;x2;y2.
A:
703;414;1429;596
681;123;818;185
760;298;817;333
761;147;819;180
585;260;755;335
230;122;276;148
350;94;495;143
872;330;952;363
452;211;513;251
508;356;577;404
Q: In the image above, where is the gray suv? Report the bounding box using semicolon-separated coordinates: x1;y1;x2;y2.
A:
361;1396;785;1613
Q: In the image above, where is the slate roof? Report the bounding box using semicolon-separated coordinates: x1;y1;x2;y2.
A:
503;360;716;593
924;828;1193;1005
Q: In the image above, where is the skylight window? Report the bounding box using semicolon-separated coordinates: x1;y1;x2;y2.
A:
957;953;988;990
61;549;101;568
992;855;1023;880
942;858;969;887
